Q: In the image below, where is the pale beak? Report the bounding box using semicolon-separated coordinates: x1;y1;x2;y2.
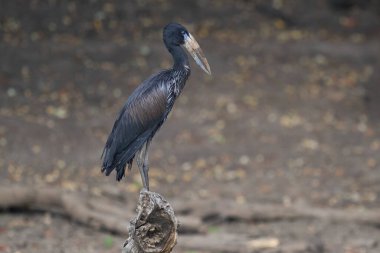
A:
183;33;211;75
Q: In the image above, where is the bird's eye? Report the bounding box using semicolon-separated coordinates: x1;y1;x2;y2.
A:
181;30;186;35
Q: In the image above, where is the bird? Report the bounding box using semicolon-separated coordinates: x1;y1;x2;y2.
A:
101;23;211;190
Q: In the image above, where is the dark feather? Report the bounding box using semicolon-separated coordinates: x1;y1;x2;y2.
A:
101;70;186;180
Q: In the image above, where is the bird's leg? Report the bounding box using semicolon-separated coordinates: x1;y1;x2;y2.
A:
142;140;151;190
137;141;151;190
136;146;147;190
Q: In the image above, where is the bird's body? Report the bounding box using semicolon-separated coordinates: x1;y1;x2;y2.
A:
102;67;190;182
101;23;210;190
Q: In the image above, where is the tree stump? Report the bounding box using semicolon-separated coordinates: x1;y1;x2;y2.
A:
122;189;178;253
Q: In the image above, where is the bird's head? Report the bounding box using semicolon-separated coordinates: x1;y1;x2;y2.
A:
163;23;211;75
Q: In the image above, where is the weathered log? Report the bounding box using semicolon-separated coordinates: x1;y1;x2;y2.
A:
122;190;178;253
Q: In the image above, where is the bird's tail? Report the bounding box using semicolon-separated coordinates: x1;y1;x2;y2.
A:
101;146;135;181
101;146;114;175
115;158;133;181
101;130;152;181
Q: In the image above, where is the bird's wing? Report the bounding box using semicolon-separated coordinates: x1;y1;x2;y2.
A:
102;74;169;175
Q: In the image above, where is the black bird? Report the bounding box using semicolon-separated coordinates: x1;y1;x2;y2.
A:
101;23;211;190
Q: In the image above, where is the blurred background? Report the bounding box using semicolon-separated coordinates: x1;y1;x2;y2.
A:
0;0;379;252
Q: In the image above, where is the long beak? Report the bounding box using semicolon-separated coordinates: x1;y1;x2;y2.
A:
183;33;211;75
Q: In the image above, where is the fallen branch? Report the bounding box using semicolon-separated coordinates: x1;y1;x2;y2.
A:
1;185;380;233
172;199;380;226
0;185;131;233
0;185;202;235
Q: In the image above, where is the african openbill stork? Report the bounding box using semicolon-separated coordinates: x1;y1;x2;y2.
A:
101;23;211;190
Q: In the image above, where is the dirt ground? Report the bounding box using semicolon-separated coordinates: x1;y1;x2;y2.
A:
1;0;380;252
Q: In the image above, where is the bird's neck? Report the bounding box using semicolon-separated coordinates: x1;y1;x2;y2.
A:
170;45;189;70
